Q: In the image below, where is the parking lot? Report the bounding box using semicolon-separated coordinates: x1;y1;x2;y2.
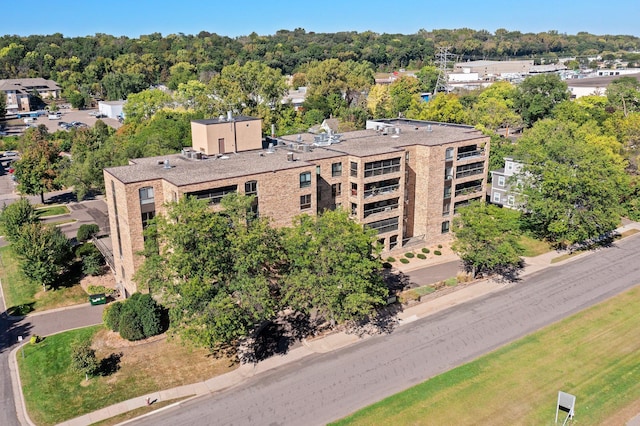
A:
1;108;123;136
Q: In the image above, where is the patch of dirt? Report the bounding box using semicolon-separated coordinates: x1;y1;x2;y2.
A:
79;271;116;293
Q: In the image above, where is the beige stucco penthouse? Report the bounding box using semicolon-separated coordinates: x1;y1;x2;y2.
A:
104;115;490;296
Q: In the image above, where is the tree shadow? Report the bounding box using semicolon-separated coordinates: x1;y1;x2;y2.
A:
44;192;77;205
0;315;34;355
238;311;317;364
344;303;404;338
98;352;122;376
7;302;35;317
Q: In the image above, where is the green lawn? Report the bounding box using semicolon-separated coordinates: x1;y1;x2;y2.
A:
0;246;87;315
35;205;70;218
518;234;553;257
18;326;235;425
332;286;640;426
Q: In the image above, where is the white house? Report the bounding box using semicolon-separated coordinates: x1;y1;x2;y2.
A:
490;157;524;209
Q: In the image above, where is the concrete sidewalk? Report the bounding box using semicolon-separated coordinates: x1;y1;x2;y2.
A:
16;221;640;426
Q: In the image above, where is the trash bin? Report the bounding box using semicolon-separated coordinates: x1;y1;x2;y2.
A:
89;294;107;306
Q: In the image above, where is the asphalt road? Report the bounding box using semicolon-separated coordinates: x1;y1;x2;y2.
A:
132;235;640;426
0;305;105;426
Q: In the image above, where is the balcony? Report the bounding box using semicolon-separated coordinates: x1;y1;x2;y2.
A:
454;184;483;197
364;199;399;218
364;182;400;198
457;149;485;161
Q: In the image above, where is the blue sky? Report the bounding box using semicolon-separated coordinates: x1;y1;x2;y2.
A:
4;0;639;38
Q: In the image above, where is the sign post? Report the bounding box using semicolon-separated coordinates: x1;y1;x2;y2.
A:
17;336;24;359
556;391;576;425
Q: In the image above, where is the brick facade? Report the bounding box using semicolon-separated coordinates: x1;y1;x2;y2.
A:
104;118;490;294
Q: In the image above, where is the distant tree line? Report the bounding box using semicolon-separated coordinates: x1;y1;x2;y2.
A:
1;29;640;102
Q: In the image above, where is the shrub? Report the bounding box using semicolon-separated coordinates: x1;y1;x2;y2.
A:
75;242;100;258
77;223;99;242
105;293;163;341
400;258;410;264
88;285;116;296
437;244;443;249
445;277;458;286
405;252;415;258
82;252;104;276
30;335;40;344
457;272;473;283
382;262;392;269
398;289;421;304
103;302;123;332
417;253;426;259
421;248;430;254
386;257;396;262
434;250;442;256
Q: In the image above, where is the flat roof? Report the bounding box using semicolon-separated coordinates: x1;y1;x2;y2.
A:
192;115;260;125
105;120;487;185
566;73;640;88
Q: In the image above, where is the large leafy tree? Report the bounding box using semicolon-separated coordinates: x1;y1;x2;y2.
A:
282;209;387;325
452;201;524;278
515;119;628;246
12;222;72;291
13;127;62;203
122;88;172;126
0;197;37;242
515;74;569;127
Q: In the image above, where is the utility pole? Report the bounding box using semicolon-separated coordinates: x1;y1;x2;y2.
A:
434;46;454;96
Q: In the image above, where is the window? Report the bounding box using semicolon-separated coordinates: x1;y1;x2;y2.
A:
331;162;342;177
497;176;505;187
351;203;358;215
245;180;257;195
141;211;155;229
139;187;154;205
445;167;453;180
332;183;342;197
508;195;515;206
350;161;358;177
300;194;311;210
300;172;311;188
351;182;358;196
364;157;401;177
316;165;321;175
443;203;450;216
445;147;454;160
441;221;450;234
389;235;398;249
493;192;501;202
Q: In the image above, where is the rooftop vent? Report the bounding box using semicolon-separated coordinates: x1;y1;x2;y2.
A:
287;152;294;162
227;111;233;121
427;124;432;132
163;159;171;169
266;143;275;154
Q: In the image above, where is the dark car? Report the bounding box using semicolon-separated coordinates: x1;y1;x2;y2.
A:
58;121;69;128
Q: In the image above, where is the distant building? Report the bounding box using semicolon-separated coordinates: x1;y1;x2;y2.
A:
98;100;126;119
489;157;524;209
282;86;307;110
453;60;534;79
566;73;640;98
0;78;61;114
104;114;491;296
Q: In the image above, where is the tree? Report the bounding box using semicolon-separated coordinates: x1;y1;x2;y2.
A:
101;72;147;100
452;201;524;278
13;132;61;203
388;76;420;117
416;65;440;93
515;74;569;127
0;197;37;242
606;76;640;115
122;88;172;126
515;119;628;247
282;209;387;325
366;84;391;118
70;342;99;381
407;93;468;124
12;223;72;291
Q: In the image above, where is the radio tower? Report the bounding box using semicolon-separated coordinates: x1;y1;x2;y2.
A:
433;46;454;95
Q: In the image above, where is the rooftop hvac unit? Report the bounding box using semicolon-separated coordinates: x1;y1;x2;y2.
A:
302;144;311;152
287;152;294;162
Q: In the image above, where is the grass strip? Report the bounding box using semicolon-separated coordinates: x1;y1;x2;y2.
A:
332;286;640;426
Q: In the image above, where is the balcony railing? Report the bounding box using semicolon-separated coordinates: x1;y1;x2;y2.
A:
364;183;400;198
364;203;399;218
456;168;484;179
457;149;485;161
454;184;483;197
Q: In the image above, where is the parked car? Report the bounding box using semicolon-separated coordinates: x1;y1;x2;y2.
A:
4;151;18;157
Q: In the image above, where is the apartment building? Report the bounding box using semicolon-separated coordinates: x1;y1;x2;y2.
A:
0;78;61;114
104;115;490;296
